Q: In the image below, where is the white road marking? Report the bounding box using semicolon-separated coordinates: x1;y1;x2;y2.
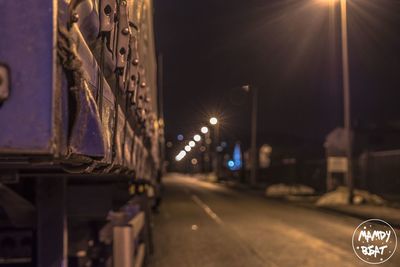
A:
191;194;224;225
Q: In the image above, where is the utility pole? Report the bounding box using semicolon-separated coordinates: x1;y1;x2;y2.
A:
243;85;258;187
215;122;221;179
250;86;258;187
340;0;354;203
205;130;211;173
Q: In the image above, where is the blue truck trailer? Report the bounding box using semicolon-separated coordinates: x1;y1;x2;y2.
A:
0;0;164;266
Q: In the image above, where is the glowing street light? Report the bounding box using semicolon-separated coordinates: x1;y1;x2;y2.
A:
193;134;201;142
209;117;218;125
184;145;191;152
191;158;198;165
177;134;184;141
175;150;187;161
201;126;209;134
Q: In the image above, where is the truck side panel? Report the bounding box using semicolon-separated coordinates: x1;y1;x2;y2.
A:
0;1;56;154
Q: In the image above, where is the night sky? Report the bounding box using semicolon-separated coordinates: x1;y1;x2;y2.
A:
154;0;400;154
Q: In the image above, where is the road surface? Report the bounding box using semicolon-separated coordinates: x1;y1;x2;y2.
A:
149;174;400;267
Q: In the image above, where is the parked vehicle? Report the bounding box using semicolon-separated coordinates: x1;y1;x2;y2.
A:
0;0;163;266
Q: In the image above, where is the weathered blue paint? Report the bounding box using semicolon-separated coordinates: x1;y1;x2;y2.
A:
0;0;56;153
69;80;105;158
0;0;161;179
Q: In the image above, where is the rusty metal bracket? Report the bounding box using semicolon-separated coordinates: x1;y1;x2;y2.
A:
99;0;116;33
116;0;130;70
128;34;139;103
0;64;10;103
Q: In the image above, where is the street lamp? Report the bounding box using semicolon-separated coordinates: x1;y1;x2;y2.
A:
175;150;187;161
189;141;196;147
209;117;220;179
340;0;354;203
201;126;209;134
324;0;353;202
200;126;211;173
185;145;191;152
209;117;218;125
194;134;201;142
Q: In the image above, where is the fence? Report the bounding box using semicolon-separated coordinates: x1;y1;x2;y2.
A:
358;150;400;195
254;150;400;196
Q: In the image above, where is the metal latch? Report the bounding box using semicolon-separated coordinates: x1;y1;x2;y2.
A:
99;0;116;33
128;34;139;102
0;64;10;103
116;0;130;70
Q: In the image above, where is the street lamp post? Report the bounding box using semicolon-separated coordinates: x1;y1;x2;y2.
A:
209;117;220;179
339;0;354;203
242;85;258;187
201;126;210;172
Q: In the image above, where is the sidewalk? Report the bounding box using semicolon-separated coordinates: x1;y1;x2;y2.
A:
286;196;400;229
238;182;400;228
319;204;400;228
282;195;400;229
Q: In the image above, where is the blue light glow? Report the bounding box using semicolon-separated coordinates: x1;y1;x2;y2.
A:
232;143;242;171
227;143;243;171
228;160;235;168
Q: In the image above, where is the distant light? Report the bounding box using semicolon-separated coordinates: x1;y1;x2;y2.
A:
177;134;184;141
166;141;173;148
189;141;196;147
200;146;206;152
185;145;191;152
175;150;187;161
205;138;212;145
232;143;243;171
76;250;87;258
191;158;198;165
216;146;223;152
242;85;250;92
209;117;218;125
227;144;242;171
201;126;209;134
194;134;201;142
221;141;227;148
228;160;235;169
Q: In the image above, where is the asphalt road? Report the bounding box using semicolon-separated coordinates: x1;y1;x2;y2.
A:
149;174;400;267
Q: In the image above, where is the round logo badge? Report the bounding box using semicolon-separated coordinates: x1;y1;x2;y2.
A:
352;219;397;264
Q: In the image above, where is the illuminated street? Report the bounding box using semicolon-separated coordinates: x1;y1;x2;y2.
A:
150;174;400;267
